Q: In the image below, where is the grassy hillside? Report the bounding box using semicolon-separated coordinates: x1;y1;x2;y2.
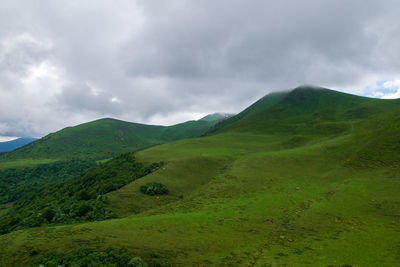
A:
1;117;222;161
1;87;400;266
206;91;289;134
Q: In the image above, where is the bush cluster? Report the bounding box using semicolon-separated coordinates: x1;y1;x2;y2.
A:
30;246;146;267
30;246;173;267
140;183;169;196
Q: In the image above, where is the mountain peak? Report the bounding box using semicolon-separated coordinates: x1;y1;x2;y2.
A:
293;85;325;91
284;86;324;104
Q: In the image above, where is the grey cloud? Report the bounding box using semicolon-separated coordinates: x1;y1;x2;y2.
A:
56;83;122;115
124;0;385;83
0;33;53;81
0;0;400;137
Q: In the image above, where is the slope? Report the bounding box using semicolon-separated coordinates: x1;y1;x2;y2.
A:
206;91;289;134
1;87;400;266
1;117;222;160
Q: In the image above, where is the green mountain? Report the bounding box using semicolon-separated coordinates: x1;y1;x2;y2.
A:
1;86;400;266
2;116;223;160
210;86;400;135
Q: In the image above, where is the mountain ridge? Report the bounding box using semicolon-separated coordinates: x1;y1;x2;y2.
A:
1;115;227;160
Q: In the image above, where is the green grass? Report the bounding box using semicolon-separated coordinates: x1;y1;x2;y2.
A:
1;87;400;266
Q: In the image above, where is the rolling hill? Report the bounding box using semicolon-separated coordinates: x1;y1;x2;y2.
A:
210;86;400;135
1;116;227;161
0;137;37;152
1;86;400;266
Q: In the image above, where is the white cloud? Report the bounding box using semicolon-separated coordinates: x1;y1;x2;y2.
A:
361;78;400;99
381;89;400;99
380;79;400;99
0;136;18;142
382;79;400;90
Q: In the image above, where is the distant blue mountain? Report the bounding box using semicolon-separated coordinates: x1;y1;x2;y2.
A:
0;137;37;152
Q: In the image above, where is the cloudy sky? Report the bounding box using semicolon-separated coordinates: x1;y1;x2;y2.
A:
1;0;400;139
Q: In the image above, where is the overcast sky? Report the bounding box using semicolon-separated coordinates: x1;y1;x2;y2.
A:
1;0;400;139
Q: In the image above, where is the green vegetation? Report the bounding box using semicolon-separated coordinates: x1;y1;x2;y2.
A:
140;182;169;196
1;86;400;266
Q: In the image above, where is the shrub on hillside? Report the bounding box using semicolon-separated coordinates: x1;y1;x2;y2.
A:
129;257;148;266
140;183;169;196
75;202;93;217
76;190;92;201
42;207;56;222
30;246;175;267
30;246;142;267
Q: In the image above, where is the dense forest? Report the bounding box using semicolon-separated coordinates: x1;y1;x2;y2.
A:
0;153;163;234
0;159;95;204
